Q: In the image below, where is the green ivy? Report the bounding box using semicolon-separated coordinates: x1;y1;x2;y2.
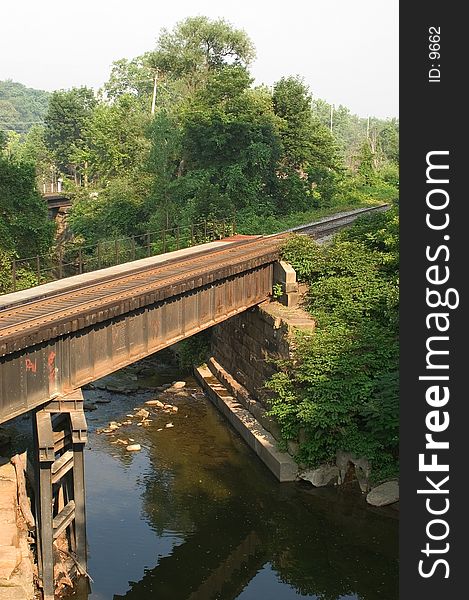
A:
267;204;399;481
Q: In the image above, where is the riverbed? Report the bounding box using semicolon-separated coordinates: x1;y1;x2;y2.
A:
3;352;398;600
57;352;397;600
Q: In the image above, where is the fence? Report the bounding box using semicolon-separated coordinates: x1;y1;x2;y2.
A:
7;219;235;294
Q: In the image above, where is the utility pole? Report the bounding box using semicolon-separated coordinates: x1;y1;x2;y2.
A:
151;71;158;115
366;116;370;139
330;104;334;133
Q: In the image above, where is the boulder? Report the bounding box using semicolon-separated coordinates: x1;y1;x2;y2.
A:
126;444;141;452
336;450;371;486
171;381;186;389
300;464;339;487
135;408;150;419
145;400;165;408
366;480;399;506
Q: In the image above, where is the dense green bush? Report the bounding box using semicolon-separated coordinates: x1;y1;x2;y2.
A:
267;205;399;480
175;332;211;370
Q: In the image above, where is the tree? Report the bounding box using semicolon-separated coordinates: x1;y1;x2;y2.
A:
0;154;54;258
146;65;281;226
7;125;54;188
0;80;49;134
272;77;341;211
103;57;155;102
147;17;255;89
84;94;150;181
44;87;96;182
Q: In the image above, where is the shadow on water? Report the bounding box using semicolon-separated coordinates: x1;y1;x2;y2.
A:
61;357;398;600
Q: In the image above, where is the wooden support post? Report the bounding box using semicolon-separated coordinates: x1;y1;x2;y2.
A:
39;462;54;600
34;409;55;600
72;443;87;568
33;391;88;598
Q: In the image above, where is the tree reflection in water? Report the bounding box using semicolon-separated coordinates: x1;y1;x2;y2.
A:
68;375;398;600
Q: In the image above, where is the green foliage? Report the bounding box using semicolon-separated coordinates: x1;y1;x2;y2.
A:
148;16;255;83
272;77;342;211
0;153;54;293
272;283;283;299
44;87;96;178
0;154;55;257
268;207;399;480
68;176;150;243
176;332;211;370
84;94;150;180
0;80;49;134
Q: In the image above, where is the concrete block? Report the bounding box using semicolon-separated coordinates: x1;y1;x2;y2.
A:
279;291;300;308
273;261;297;286
197;363;298;482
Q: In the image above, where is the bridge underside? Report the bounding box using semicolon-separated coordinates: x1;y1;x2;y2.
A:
0;263;273;423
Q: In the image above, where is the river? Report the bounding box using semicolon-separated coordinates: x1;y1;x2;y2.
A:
55;352;398;600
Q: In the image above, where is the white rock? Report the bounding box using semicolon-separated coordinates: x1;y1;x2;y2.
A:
135;409;150;419
165;423;174;428
300;464;339;487
145;400;165;408
126;444;141;452
171;381;186;389
366;481;399;506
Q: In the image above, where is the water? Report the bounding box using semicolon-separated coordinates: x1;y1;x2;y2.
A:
63;356;398;600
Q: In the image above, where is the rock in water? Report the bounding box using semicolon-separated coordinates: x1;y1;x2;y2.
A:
145;400;165;408
126;444;141;452
299;465;339;487
171;381;186;389
366;481;399;506
95;398;111;404
135;408;150;419
165;423;174;428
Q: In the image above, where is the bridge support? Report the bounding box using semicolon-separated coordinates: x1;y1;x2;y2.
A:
33;390;88;599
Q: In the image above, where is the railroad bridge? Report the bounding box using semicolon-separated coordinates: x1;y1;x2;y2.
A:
0;205;386;598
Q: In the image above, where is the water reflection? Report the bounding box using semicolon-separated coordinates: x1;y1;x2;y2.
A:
70;366;397;600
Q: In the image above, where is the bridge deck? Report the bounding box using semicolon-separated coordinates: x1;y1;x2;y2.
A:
0;234;281;359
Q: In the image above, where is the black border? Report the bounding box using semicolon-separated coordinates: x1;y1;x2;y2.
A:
400;3;466;597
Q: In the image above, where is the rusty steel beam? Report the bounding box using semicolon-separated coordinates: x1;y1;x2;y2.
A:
0;263;273;424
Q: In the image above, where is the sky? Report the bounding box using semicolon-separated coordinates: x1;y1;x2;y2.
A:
1;0;398;119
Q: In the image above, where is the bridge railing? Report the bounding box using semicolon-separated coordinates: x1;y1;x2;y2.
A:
5;219;235;294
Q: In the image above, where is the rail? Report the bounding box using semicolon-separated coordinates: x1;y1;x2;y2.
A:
3;204;388;295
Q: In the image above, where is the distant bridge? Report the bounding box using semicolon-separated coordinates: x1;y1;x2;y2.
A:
42;192;71;218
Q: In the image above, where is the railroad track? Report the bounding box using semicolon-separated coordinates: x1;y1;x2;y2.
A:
284;203;389;237
0;204;387;347
0;235;281;345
